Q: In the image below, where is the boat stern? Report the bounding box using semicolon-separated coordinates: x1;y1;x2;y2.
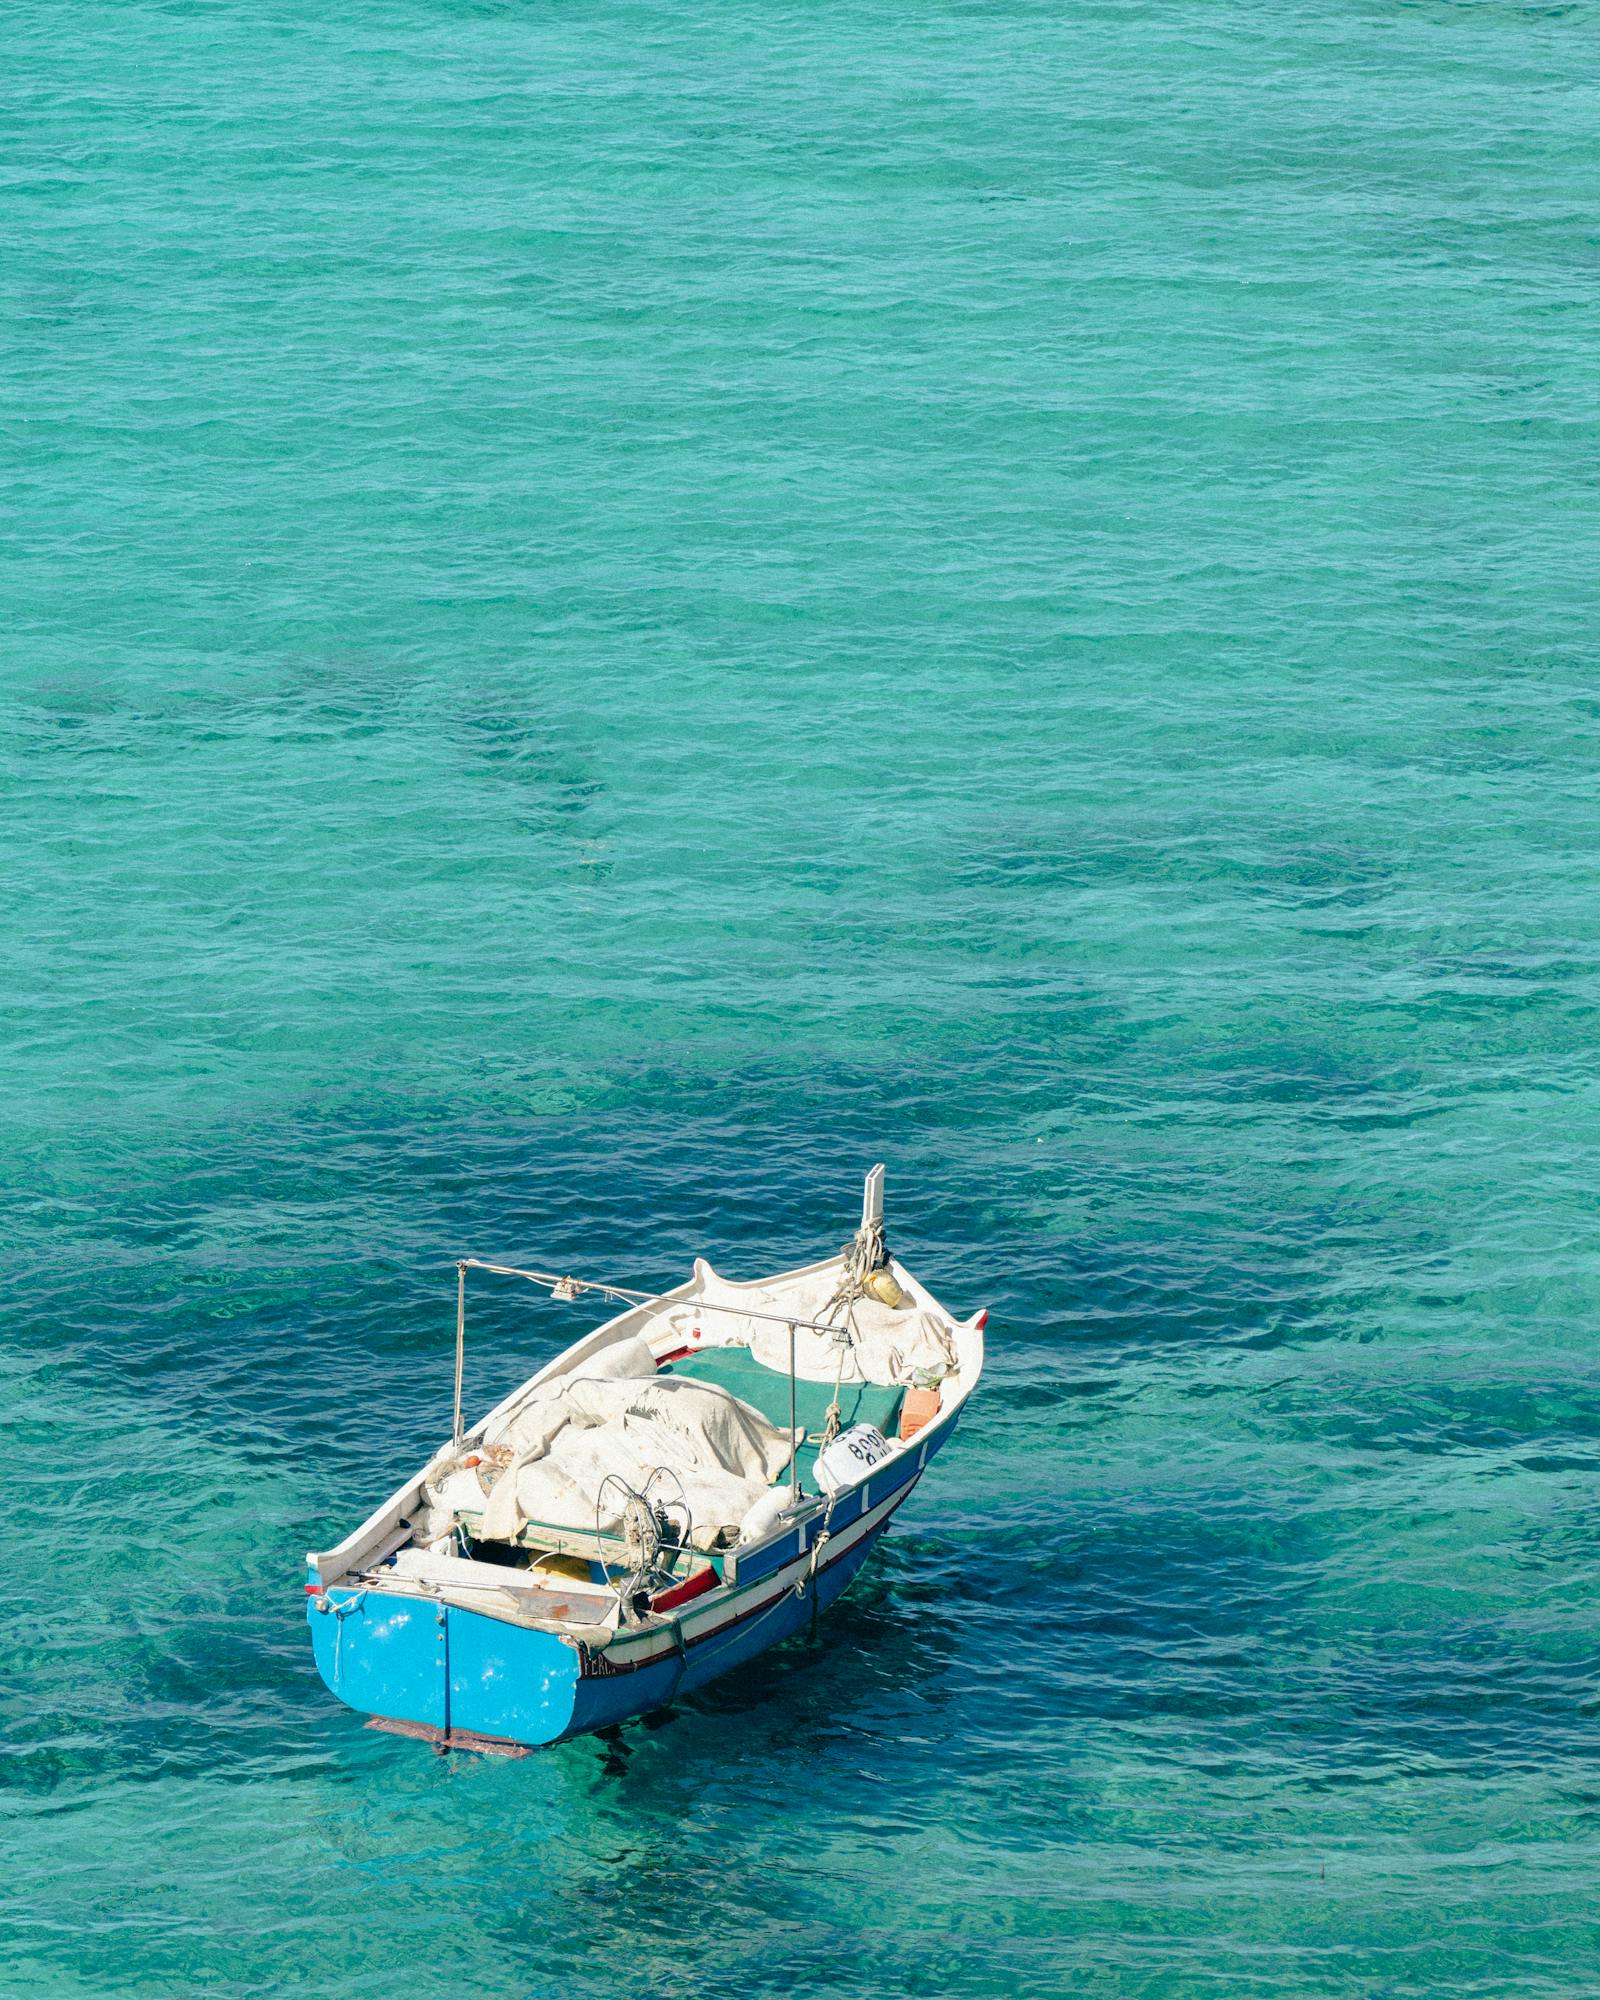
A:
306;1583;583;1749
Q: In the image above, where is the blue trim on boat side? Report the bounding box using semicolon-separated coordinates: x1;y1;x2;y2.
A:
727;1521;806;1584
733;1408;951;1583
563;1517;886;1737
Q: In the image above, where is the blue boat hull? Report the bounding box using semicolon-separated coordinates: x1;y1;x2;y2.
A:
308;1584;583;1746
308;1509;887;1749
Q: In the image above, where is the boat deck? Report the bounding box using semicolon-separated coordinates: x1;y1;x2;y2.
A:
660;1346;906;1488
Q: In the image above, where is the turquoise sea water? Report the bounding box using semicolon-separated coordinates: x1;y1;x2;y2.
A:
6;0;1600;1992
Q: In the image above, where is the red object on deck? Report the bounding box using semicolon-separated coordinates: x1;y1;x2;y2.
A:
652;1567;718;1613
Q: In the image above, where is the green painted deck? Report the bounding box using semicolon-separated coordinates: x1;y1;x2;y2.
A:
664;1345;905;1488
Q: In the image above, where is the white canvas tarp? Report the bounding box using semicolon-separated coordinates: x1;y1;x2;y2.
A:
473;1373;798;1548
644;1267;959;1387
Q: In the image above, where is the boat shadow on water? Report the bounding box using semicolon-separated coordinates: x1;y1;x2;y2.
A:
580;1537;968;1779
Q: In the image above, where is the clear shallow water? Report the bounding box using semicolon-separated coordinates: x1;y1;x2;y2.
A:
5;0;1600;1992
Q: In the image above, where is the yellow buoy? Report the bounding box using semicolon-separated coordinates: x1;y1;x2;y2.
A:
862;1268;908;1309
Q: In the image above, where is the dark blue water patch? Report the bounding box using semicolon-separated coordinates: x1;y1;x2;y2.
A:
1021;1226;1361;1359
3;674;414;763
1192;1053;1419;1112
915;1504;1600;1791
0;1649;354;1802
958;1503;1314;1642
3;1179;1319;1471
1522;1496;1600;1574
989;1374;1123;1410
1417;946;1600;991
452;706;607;826
1292;1647;1600;1789
1278;1380;1600;1464
2;1063;1411;1490
951;821;1399;914
7;1079;984;1287
566;1044;1141;1147
1;1477;367;1796
678;1557;968;1743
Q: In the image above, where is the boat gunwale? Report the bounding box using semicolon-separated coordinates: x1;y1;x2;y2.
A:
306;1247;985;1610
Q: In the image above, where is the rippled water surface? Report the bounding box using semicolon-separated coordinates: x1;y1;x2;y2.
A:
6;0;1600;1992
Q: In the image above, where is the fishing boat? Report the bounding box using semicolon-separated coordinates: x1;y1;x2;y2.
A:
305;1167;986;1754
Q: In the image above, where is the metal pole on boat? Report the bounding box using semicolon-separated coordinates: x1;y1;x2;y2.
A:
788;1320;800;1502
453;1260;467;1450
